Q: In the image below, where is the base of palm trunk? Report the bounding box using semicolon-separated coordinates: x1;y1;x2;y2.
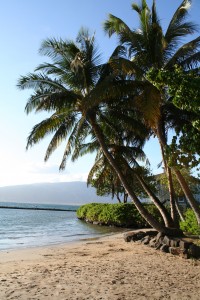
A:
161;227;184;237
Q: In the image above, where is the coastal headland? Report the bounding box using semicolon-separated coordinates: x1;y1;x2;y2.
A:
0;232;200;299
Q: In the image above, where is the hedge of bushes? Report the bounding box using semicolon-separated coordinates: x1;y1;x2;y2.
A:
77;203;200;234
76;203;164;228
180;208;200;235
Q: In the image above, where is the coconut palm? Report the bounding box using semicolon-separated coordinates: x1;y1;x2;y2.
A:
18;28;182;235
86;105;176;227
104;0;200;224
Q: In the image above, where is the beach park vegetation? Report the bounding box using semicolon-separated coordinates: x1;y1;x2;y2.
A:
17;0;200;236
77;202;200;236
77;202;163;228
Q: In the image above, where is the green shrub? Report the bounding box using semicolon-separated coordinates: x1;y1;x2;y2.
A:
76;203;99;219
77;203;163;228
180;208;200;235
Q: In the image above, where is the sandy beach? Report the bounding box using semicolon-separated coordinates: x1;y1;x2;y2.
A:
0;232;200;300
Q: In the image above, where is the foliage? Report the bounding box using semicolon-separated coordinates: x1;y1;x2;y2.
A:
147;66;200;115
157;169;200;198
17;28;112;170
19;0;200;232
87;152;129;203
77;203;164;228
147;66;200;170
180;208;200;235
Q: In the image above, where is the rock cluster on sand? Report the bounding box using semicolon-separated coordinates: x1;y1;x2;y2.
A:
124;230;200;259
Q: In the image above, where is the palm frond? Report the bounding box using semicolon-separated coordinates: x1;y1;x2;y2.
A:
180;52;200;69
35;62;70;78
59;116;90;169
17;73;67;92
25;90;79;114
26;112;68;149
44;120;74;162
109;57;144;77
165;36;200;69
104;14;132;38
84;78;151;111
165;0;198;47
39;38;79;62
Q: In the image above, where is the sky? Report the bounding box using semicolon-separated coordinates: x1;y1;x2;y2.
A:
0;0;199;187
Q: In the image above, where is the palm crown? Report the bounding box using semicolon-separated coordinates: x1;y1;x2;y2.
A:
18;28;107;170
103;0;200;224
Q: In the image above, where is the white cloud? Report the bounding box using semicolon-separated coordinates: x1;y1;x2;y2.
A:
0;154;88;187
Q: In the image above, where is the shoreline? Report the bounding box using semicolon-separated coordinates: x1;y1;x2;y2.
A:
0;232;119;258
0;229;127;253
1;232;200;299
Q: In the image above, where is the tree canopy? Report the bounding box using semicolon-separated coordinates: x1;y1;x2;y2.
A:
18;1;200;235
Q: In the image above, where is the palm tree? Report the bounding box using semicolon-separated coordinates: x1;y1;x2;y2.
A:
103;0;200;225
18;28;182;235
87;151;129;203
86;110;175;227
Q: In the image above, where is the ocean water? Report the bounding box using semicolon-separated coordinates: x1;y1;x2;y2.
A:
0;202;123;251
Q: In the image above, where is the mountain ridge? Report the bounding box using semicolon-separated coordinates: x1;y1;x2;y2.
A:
0;181;113;205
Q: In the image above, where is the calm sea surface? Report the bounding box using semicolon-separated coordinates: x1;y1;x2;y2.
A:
0;202;123;251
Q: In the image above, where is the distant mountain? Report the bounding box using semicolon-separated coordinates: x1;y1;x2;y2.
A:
0;182;114;205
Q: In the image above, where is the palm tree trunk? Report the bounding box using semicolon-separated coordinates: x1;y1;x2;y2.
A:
89;114;183;236
116;192;121;203
124;193;128;203
135;173;175;227
174;196;185;222
156;120;200;226
157;122;179;226
174;169;200;225
166;167;180;227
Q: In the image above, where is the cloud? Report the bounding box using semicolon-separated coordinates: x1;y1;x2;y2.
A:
0;156;88;187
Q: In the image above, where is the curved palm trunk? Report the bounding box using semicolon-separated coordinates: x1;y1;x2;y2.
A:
156;121;200;226
166;167;180;227
89;115;183;236
174;196;185;222
135;173;175;227
174;169;200;225
157;123;179;226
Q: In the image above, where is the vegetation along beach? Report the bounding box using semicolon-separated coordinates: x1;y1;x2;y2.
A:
1;0;200;299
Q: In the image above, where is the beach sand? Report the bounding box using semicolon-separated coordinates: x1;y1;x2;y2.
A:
0;232;200;300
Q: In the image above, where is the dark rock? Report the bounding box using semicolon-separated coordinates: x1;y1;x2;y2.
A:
140;236;151;245
149;237;158;248
149;241;156;248
155;241;163;250
188;244;200;259
156;232;164;242
180;249;189;259
160;244;169;253
169;247;181;256
170;239;180;248
179;240;193;250
163;235;171;246
168;246;190;259
123;231;146;242
144;230;157;237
